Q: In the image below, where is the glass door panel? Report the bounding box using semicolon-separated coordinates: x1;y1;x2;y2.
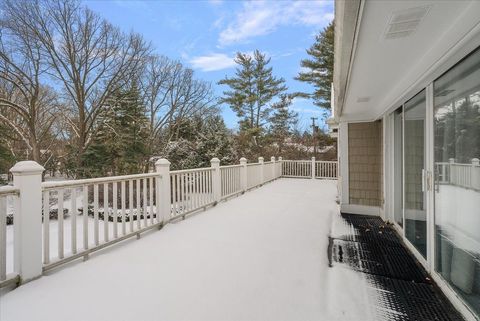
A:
404;90;427;258
434;47;480;317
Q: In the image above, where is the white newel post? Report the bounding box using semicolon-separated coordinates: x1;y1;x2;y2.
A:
258;157;264;184
472;158;479;166
240;157;247;192
10;161;44;283
155;158;171;225
311;157;315;179
271;156;276;181
211;158;221;203
278;157;283;178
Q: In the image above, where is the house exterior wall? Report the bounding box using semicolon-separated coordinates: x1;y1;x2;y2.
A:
348;121;383;207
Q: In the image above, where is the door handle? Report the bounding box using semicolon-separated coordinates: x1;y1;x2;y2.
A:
427;171;432;191
422;169;432;192
422;169;426;192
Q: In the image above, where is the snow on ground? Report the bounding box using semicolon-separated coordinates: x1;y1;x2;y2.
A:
0;179;373;321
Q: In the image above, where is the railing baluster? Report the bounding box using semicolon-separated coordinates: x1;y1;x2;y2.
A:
188;172;193;211
71;188;77;254
104;183;109;242
1;196;7;281
129;180;134;232
113;182;118;238
172;174;177;217
43;191;50;264
93;184;99;246
182;173;186;214
200;171;204;205
149;177;154;225
58;189;64;259
196;172;200;208
136;179;141;230
203;171;207;205
121;180;126;235
143;178;148;227
83;185;88;250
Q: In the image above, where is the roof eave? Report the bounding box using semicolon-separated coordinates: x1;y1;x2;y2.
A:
333;0;363;121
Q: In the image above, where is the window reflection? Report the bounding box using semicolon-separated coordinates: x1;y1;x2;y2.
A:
434;48;480;317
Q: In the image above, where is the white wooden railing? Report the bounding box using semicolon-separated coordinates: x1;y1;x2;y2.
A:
0;156;284;288
41;172;162;270
220;165;241;199
435;158;480;191
282;158;338;180
315;161;338;179
1;156;337;289
0;186;19;287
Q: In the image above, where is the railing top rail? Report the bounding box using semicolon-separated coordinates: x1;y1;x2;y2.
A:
42;172;161;190
170;167;214;175
263;161;273;165
282;160;312;162
450;163;479;167
0;185;19;196
219;164;242;169
315;161;338;164
246;163;261;167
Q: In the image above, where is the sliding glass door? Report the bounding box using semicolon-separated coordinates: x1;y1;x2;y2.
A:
433;47;480;317
388;46;480;318
404;90;427;258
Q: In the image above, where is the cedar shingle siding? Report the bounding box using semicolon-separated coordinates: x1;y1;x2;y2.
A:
348;121;383;207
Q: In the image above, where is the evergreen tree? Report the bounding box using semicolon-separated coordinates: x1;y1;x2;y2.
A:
163;115;237;170
82;83;150;177
269;95;298;152
270;95;299;136
295;21;334;109
218;50;287;133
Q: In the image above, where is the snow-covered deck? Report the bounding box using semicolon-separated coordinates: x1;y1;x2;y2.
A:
0;179;372;321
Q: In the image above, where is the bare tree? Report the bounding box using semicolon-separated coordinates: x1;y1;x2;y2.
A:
0;19;58;162
1;0;150;163
140;55;217;154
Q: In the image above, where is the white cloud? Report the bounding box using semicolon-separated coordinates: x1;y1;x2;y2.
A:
189;53;236;72
218;0;332;46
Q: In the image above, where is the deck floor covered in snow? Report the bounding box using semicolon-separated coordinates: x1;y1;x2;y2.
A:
0;179;374;321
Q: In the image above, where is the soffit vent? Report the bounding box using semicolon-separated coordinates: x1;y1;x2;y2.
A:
357;97;370;103
385;6;430;40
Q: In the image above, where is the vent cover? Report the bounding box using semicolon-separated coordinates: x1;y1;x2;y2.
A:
357;97;370;103
385;6;430;40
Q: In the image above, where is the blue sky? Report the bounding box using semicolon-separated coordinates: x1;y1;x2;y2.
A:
83;0;334;131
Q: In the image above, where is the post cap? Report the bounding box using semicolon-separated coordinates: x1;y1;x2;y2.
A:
240;157;247;163
210;157;220;164
258;157;264;162
278;157;283;161
155;158;171;166
271;156;275;162
312;157;316;161
10;161;45;175
472;158;479;165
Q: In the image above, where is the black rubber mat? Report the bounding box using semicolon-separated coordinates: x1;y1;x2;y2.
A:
331;213;464;321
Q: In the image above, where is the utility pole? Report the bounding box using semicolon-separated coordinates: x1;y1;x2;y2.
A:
311;117;318;157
